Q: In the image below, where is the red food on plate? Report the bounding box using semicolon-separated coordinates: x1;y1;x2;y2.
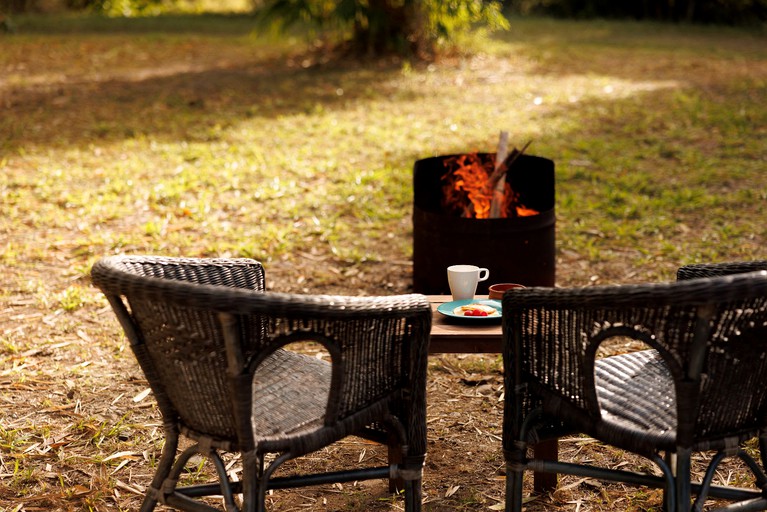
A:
452;303;499;317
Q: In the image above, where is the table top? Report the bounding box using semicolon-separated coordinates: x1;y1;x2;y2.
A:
427;295;502;354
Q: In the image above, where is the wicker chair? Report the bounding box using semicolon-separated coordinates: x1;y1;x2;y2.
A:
502;267;767;512
91;255;432;512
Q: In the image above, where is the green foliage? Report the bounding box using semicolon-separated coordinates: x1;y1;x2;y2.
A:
92;0;164;17
426;0;509;40
256;0;509;57
57;285;89;312
0;0;252;17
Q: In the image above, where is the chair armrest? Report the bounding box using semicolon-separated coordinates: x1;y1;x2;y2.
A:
676;260;767;280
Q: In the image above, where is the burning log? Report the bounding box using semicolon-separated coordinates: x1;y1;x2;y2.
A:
440;139;535;219
482;139;531;204
489;131;509;218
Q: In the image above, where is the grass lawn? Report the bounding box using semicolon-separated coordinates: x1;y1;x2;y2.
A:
1;12;766;511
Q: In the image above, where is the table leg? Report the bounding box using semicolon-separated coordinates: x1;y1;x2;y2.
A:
533;439;558;492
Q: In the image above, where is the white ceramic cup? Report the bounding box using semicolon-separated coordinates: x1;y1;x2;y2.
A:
447;264;490;301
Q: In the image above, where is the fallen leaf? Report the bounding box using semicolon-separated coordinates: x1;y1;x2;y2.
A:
445;485;460;498
102;451;140;463
110;459;131;474
114;479;144;495
132;388;152;402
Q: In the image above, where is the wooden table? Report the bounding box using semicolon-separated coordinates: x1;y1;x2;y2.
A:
427;294;557;492
428;295;502;353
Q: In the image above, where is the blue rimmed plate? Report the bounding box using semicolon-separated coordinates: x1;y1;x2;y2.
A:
437;299;502;320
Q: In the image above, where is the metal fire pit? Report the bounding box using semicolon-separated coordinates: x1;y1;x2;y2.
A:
412;153;555;294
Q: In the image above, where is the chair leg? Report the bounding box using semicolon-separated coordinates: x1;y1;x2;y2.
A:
255;455;268;512
739;448;767;490
651;453;676;512
506;408;543;512
388;434;404;493
404;477;422;512
207;449;239;511
675;448;692;512
691;451;728;512
140;428;179;512
506;458;525;512
240;452;260;512
257;452;292;512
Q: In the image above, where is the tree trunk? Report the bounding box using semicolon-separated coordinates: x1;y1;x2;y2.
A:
352;0;428;56
1;0;31;14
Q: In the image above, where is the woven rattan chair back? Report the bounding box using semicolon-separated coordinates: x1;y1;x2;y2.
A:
92;255;432;512
502;266;767;512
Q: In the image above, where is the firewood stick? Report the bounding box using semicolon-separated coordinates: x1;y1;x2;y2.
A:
482;139;532;198
494;131;510;169
489;131;510;218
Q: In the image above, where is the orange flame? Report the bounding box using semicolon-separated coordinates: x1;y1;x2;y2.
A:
441;153;539;219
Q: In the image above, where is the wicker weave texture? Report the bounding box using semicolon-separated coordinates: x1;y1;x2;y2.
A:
594;349;676;449
677;260;767;281
91;255;432;511
503;270;767;453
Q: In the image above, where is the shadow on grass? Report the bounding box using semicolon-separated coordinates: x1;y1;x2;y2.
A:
2;50;416;152
6;12;258;34
3;15;765;167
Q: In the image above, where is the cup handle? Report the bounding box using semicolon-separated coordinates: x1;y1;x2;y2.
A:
478;268;489;282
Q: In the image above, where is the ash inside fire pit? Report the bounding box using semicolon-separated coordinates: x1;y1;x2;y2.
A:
412;153;555;295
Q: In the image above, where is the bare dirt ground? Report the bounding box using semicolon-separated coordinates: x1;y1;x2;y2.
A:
5;253;753;512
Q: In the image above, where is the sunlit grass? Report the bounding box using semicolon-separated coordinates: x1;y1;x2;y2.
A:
4;26;766;290
3;17;766;291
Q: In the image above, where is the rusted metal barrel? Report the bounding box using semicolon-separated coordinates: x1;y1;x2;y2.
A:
412;153;555;294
